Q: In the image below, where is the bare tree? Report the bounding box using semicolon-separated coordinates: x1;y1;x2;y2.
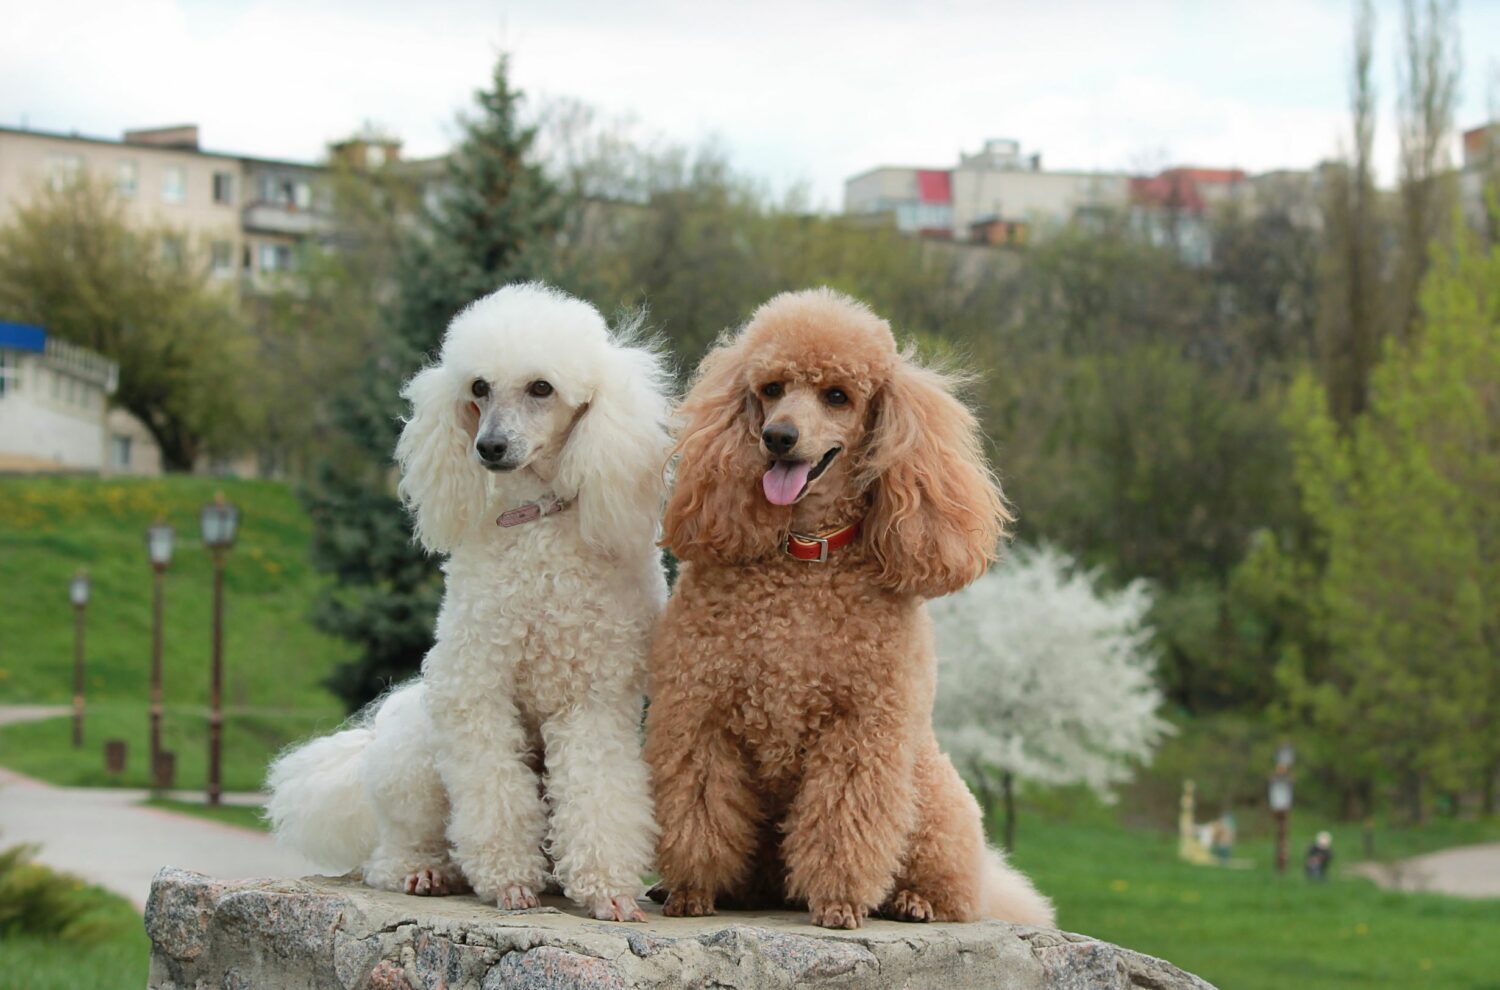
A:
1317;0;1384;428
1393;0;1461;339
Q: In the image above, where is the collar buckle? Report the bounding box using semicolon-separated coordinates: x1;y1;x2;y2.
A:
784;532;831;563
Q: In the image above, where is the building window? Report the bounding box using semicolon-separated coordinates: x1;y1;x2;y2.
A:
213;171;235;205
110;434;133;470
258;243;293;273
118;160;139;199
210;241;234;276
0;352;14;397
293;181;312;210
161;235;185;268
46;153;83;192
162;166;186;204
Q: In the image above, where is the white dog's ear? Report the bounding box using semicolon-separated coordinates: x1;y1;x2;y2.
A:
395;364;486;555
554;339;672;558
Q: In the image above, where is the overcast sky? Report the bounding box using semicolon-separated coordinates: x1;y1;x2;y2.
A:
4;0;1497;209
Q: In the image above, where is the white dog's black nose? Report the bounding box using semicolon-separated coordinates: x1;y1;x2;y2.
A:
477;437;509;465
762;422;799;457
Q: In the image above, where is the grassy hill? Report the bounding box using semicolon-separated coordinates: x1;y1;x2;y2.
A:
0;475;347;708
0;475;350;788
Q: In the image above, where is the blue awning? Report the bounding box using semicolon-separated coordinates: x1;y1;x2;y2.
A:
0;322;46;353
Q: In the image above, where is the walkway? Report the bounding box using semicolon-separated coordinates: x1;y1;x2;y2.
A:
1351;843;1500;899
0;767;321;909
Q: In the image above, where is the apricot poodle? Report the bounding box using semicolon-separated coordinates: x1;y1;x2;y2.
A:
644;288;1055;929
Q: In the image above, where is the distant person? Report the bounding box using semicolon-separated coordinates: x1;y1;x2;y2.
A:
1210;813;1236;865
1305;831;1333;881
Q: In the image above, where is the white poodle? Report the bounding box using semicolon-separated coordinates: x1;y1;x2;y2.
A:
267;283;670;922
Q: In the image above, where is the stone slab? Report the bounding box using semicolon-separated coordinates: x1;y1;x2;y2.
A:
145;869;1217;990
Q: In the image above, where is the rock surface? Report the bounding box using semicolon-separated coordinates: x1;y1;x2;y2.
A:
145;869;1217;990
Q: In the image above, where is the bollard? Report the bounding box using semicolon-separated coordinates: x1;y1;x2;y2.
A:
154;750;177;791
104;739;127;775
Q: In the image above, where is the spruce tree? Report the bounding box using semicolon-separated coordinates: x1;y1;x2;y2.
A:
306;55;564;710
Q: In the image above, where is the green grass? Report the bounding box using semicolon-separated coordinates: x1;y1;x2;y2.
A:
1007;810;1500;990
0;702;345;792
0;475;349;710
0;850;148;990
143;796;269;831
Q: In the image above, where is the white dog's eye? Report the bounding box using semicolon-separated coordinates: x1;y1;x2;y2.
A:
823;387;849;407
471;379;490;399
527;380;554;398
760;382;784;399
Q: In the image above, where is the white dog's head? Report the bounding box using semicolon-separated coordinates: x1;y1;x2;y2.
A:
395;283;671;558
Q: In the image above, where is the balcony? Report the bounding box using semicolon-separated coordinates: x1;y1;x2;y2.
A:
241;202;332;237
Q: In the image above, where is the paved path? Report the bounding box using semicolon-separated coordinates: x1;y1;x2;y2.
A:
0;767;320;909
0;704;69;726
1351;843;1500;899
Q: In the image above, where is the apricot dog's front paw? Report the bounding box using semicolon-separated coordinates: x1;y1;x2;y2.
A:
810;900;866;929
662;888;715;917
883;888;934;922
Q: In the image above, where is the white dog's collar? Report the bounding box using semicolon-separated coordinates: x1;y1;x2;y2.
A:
496;492;573;528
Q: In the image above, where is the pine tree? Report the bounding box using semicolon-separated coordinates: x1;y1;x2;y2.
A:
306;55;564;711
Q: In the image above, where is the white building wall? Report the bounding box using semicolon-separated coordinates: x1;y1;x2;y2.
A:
0;353;109;469
950;168;1130;234
844;167;920;214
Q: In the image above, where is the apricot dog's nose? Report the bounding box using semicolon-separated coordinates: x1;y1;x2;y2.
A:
762;422;799;458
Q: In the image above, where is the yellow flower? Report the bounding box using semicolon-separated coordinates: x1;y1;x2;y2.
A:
1109;879;1129;893
1179;890;1201;904
1354;922;1369;936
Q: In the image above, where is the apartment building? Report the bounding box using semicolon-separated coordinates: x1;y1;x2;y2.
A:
0;123;411;475
845;139;1131;242
0;123;347;282
1461;121;1498;232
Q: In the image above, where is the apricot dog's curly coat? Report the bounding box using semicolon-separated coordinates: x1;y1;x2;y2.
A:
644;288;1054;930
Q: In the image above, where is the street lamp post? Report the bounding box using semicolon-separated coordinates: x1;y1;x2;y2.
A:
200;492;239;807
145;519;175;788
69;569;90;748
1269;742;1295;875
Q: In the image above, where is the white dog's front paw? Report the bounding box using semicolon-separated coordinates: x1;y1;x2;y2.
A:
498;884;541;910
589;893;647;922
402;865;466;897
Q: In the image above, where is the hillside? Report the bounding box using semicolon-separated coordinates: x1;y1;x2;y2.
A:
0;476;348;710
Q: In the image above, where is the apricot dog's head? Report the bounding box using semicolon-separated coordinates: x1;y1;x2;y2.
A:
662;288;1011;597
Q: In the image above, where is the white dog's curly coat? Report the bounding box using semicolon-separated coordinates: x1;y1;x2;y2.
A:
267;284;669;922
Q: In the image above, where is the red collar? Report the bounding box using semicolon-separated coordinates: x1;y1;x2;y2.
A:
782;520;862;563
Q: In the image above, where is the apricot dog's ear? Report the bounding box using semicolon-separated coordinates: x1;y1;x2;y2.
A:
860;351;1012;598
662;337;785;564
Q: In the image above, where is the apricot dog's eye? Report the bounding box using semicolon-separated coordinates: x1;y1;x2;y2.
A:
760;382;784;399
470;379;490;399
823;387;849;407
527;380;554;398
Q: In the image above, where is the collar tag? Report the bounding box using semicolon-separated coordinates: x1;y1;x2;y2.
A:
497;493;572;528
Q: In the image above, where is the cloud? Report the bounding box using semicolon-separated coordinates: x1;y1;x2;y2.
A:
1;0;1495;208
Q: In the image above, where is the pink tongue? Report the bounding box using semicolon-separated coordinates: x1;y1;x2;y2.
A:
762;460;813;506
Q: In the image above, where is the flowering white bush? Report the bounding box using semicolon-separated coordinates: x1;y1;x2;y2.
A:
931;544;1172;800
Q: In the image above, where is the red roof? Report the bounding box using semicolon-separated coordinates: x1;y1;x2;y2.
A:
1130;167;1245;213
916;170;952;204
